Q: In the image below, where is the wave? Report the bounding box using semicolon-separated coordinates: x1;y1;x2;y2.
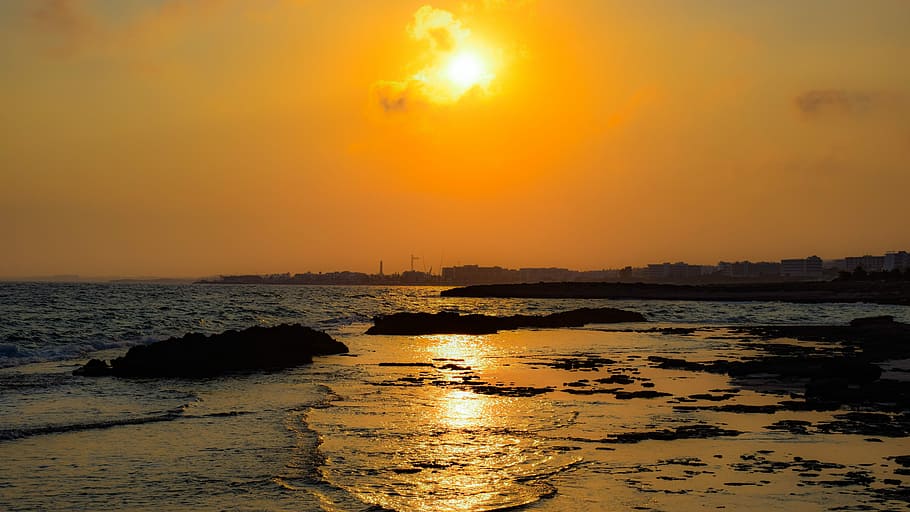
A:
0;405;187;442
0;336;162;369
0;405;263;442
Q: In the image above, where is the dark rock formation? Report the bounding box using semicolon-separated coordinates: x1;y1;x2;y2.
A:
742;315;910;361
74;324;348;378
648;317;910;409
365;307;646;335
607;425;741;444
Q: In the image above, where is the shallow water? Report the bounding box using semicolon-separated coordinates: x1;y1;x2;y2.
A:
1;284;909;510
308;327;910;511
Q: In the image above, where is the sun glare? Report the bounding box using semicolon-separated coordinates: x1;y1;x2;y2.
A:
446;52;486;88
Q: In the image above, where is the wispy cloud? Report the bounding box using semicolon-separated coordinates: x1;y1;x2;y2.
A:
28;0;97;56
371;80;428;113
24;0;226;58
795;89;897;118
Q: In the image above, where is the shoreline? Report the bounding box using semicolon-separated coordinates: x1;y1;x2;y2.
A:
5;310;910;510
441;280;910;306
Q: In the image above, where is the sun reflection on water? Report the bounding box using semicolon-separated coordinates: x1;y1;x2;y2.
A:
440;388;488;429
424;334;493;372
386;334;544;511
317;333;562;511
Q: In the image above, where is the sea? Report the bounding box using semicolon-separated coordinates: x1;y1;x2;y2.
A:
1;283;909;511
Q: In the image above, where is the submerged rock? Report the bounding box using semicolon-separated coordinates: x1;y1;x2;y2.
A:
649;317;910;410
607;424;741;444
73;324;348;378
366;307;646;335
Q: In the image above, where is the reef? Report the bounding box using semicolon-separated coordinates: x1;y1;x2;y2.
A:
73;324;348;378
649;316;910;411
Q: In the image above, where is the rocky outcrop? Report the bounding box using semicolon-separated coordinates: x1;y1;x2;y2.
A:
365;307;646;335
649;317;910;409
74;324;348;378
741;315;910;361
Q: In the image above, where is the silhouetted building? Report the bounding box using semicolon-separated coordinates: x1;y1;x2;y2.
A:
844;255;885;273
780;256;823;278
400;270;433;284
884;251;910;272
518;267;574;282
220;274;264;283
441;265;519;284
576;269;621;281
718;261;781;278
645;262;702;280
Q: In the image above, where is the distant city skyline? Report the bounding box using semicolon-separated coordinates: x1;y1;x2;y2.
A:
7;248;908;282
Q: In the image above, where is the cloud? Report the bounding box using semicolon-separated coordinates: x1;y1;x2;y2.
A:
29;0;96;56
373;5;500;113
408;5;469;53
24;0;227;59
371;80;428;113
795;89;890;117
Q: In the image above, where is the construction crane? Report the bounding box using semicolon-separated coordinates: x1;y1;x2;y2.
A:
410;254;420;272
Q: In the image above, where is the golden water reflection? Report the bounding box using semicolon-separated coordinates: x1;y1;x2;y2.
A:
424;334;494;373
391;334;541;511
440;388;489;429
425;334;499;428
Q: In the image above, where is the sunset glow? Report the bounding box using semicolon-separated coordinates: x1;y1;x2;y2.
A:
3;3;910;510
446;52;489;89
1;1;908;278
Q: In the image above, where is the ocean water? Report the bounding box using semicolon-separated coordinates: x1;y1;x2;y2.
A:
1;283;909;511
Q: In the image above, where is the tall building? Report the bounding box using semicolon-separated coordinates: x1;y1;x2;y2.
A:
645;262;702;280
780;256;823;278
844;255;885;273
441;265;519;284
884;251;910;271
718;261;781;278
518;267;574;282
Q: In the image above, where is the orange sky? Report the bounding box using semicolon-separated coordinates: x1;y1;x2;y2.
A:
2;0;909;277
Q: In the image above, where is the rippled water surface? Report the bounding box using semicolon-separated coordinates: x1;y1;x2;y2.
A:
1;283;909;511
3;282;909;369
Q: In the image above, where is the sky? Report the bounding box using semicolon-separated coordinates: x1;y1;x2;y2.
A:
1;0;909;277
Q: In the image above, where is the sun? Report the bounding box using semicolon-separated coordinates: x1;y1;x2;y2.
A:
446;52;487;89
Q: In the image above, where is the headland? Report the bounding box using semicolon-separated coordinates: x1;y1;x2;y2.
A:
440;280;910;305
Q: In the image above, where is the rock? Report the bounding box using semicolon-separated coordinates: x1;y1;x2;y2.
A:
365;307;646;335
614;390;672;400
742;318;910;361
608;424;741;444
850;315;895;327
469;385;554;397
73;358;112;377
595;375;635;385
73;324;348;378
